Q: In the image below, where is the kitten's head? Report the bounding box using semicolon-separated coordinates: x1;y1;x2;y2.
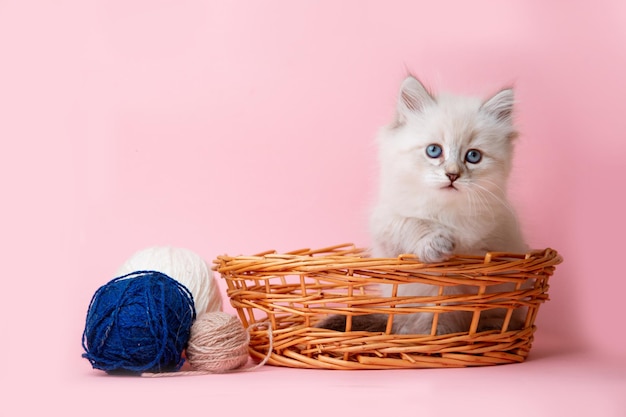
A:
377;76;518;217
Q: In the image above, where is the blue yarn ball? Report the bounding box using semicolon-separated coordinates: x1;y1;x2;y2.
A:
82;270;196;374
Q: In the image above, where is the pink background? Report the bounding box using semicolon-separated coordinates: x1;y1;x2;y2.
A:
2;0;625;415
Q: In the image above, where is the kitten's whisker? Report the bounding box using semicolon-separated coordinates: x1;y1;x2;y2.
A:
467;187;496;221
475;179;508;195
469;183;516;217
466;188;479;217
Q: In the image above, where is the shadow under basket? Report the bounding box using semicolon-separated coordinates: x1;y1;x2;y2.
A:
213;243;562;370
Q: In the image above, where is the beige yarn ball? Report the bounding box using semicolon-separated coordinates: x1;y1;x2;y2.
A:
116;246;223;315
186;312;250;373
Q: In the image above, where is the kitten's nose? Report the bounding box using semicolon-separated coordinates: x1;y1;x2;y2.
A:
446;173;460;183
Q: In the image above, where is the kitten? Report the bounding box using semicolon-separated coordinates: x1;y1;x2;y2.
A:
318;75;529;335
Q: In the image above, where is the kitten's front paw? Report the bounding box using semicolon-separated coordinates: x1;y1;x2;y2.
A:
416;229;456;263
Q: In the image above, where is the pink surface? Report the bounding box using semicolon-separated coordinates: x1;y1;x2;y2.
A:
1;1;625;415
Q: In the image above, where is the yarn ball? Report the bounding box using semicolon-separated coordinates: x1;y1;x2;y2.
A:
116;246;222;315
82;271;196;374
186;312;250;373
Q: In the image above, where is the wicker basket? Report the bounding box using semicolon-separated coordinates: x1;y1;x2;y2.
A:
213;243;562;370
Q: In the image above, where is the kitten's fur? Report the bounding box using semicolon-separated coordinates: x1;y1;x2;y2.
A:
318;75;529;335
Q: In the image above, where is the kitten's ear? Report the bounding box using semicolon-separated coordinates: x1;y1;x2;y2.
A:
395;76;434;125
482;88;515;122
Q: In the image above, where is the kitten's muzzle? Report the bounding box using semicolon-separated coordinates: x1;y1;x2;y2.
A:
446;173;460;183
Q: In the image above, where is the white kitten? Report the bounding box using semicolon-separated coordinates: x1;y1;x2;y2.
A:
371;75;529;334
318;75;529;335
371;75;527;261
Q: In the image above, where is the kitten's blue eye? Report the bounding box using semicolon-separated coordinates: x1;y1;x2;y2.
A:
465;149;482;164
426;144;443;158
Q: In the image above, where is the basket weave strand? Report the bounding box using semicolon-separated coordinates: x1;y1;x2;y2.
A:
213;243;562;370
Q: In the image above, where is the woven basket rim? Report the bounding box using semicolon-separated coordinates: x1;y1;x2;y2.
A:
213;243;562;370
213;243;563;278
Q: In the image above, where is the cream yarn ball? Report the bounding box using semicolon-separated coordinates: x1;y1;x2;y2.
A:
116;246;223;315
186;312;250;373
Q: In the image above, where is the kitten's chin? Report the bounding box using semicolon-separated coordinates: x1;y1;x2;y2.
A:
431;184;472;205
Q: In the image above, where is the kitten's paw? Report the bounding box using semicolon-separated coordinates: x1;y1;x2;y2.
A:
416;229;456;263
